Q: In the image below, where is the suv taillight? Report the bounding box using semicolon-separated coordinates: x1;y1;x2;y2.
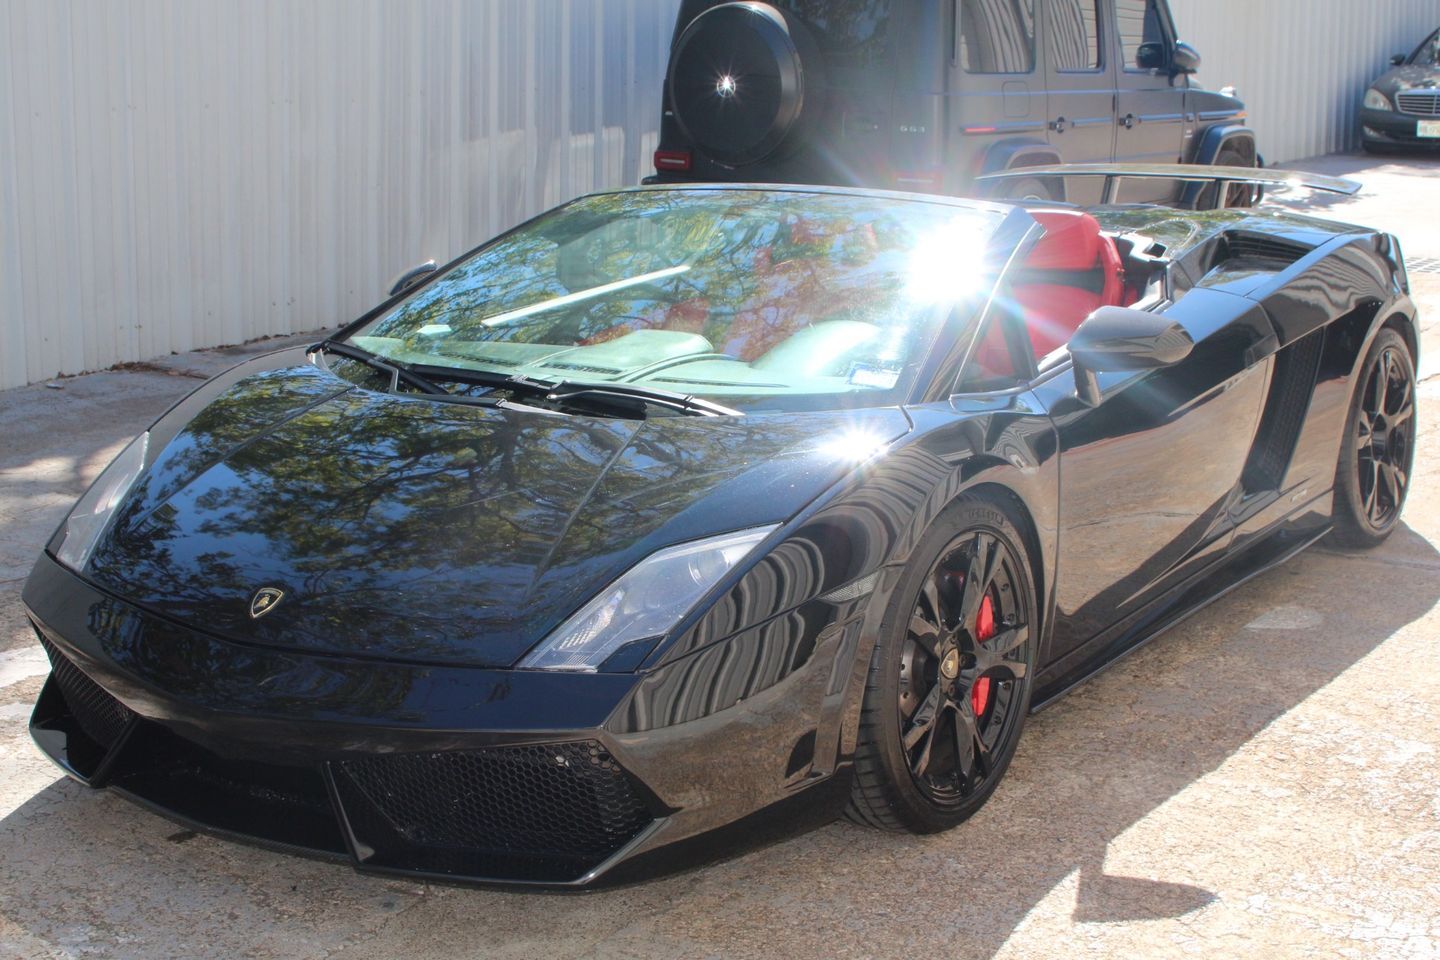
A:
654;149;693;173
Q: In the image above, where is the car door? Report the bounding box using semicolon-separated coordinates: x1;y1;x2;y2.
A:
1041;0;1117;204
1112;0;1188;201
1024;286;1273;678
949;0;1048;190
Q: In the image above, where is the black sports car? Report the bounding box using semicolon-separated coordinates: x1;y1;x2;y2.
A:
1361;24;1440;152
25;167;1419;888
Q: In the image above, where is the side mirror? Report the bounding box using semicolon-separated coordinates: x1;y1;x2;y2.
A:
1068;306;1195;407
388;260;438;298
1391;53;1407;66
1170;41;1201;75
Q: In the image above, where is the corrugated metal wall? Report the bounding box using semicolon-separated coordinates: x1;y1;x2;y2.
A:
0;0;682;390
3;0;1438;389
1170;0;1440;165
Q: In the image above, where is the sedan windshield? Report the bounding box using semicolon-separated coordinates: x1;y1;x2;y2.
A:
345;189;1008;411
1410;28;1440;66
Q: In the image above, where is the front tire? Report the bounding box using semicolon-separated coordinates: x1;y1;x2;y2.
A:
1331;327;1417;549
847;497;1038;833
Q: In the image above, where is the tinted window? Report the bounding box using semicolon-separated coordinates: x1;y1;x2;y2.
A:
775;0;891;54
959;0;1037;74
348;191;1009;411
1049;0;1102;71
1115;0;1167;70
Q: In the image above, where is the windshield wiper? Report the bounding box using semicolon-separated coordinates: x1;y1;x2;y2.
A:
316;340;523;396
532;380;743;418
314;341;739;418
313;340;450;396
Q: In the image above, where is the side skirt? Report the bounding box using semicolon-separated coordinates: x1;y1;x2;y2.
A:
1030;523;1331;712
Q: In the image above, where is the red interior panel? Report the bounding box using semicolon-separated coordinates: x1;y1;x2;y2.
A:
1014;210;1126;359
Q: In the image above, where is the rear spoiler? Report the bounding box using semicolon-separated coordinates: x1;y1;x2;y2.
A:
977;164;1361;209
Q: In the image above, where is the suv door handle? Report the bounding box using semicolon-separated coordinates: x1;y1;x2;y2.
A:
1121;113;1138;130
1049;117;1070;133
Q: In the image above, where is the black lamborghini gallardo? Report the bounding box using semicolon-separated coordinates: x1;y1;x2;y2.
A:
26;167;1419;887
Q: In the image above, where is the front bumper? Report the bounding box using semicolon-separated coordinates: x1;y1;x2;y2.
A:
1360;107;1440;148
23;551;855;887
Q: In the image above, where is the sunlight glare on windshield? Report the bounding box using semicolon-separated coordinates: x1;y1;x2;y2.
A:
903;217;991;306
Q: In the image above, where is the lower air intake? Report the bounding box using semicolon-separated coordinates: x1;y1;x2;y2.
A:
334;741;654;883
37;633;135;749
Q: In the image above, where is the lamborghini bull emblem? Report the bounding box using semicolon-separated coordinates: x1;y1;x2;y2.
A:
249;587;285;619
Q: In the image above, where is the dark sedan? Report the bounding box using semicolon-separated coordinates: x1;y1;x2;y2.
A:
1362;26;1440;151
26;175;1419;887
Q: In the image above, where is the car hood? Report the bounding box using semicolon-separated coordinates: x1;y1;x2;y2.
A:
84;357;909;668
1371;64;1440;94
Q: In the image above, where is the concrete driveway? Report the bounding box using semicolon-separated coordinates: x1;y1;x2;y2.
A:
2;153;1438;960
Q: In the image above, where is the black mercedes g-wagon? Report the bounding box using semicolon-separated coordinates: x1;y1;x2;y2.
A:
650;0;1257;206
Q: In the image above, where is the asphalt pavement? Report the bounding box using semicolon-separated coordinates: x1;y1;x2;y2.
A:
1;153;1438;960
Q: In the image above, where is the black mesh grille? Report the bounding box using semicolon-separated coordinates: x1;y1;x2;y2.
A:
1225;233;1312;265
37;634;135;749
109;723;348;857
336;741;653;880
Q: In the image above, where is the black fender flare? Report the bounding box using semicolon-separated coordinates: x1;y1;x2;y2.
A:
978;139;1065;200
1181;124;1258;206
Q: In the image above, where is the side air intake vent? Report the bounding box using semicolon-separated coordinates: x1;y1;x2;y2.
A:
1225;232;1313;266
1242;328;1326;493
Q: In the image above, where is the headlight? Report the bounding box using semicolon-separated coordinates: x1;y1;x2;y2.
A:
54;432;149;571
1364;89;1393;111
520;525;778;672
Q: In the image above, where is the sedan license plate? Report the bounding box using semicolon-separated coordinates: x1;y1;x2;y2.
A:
1419;120;1440;139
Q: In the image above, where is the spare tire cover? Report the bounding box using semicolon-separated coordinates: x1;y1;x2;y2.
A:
668;2;819;167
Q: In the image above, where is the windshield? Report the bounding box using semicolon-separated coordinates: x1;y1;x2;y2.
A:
1410;28;1440;66
345;189;1008;412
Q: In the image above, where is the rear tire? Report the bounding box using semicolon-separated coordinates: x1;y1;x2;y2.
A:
1200;145;1259;209
847;496;1038;833
1330;327;1417;549
997;176;1057;203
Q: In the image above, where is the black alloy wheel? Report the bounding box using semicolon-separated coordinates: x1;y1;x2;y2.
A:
848;498;1037;832
1332;327;1417;548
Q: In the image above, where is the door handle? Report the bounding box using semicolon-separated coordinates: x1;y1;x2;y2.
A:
1122;113;1138;130
1050;117;1070;133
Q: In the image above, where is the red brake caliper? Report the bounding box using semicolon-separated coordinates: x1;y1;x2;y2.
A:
972;594;995;717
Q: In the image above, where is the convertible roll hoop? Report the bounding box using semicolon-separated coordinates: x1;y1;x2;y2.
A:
978;163;1362;209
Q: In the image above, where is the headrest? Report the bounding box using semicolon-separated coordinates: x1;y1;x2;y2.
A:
1024;210;1104;272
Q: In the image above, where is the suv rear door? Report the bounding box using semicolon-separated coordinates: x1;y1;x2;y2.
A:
1042;0;1117;204
1112;0;1187;200
948;0;1047;192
